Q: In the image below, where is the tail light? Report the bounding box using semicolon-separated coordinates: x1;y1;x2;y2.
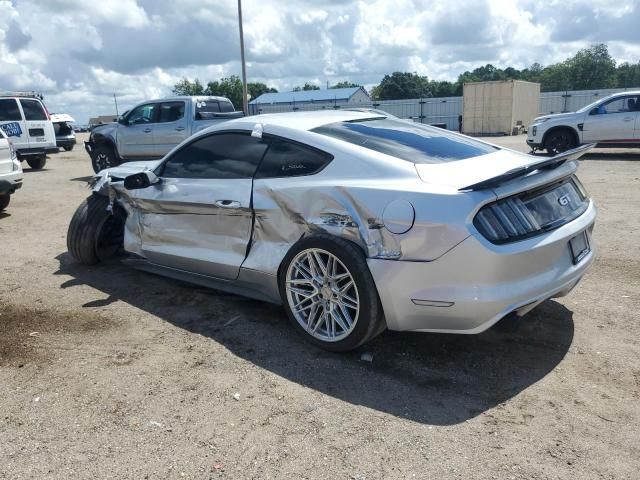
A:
474;177;589;244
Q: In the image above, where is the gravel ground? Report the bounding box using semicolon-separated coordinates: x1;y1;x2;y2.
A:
0;134;638;479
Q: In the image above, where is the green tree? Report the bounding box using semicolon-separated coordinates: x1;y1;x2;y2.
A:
172;78;205;95
566;43;617;90
330;81;360;89
616;62;640;88
293;82;321;91
247;82;277;100
373;72;433;100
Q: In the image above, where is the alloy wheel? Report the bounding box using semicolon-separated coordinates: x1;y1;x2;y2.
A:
285;248;360;342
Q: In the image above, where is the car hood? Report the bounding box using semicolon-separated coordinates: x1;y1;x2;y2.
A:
105;159;163;179
533;112;577;122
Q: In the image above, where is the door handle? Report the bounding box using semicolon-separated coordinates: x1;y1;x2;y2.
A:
623;117;633;122
143;128;152;133
215;200;241;209
175;126;185;131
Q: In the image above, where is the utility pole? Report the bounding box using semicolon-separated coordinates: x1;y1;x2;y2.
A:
237;0;249;114
113;93;119;117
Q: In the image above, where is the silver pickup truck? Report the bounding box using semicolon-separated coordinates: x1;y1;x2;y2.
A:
85;96;243;172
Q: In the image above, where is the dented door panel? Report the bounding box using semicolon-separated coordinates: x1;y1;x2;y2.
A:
131;177;253;280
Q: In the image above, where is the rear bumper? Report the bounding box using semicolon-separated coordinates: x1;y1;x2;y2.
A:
56;136;76;148
17;146;59;159
368;201;596;333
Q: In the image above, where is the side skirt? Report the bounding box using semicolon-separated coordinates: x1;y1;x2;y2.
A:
122;257;282;305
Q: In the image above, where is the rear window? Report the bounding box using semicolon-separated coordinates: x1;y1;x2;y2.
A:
195;99;220;119
0;99;22;121
219;100;234;112
311;118;497;164
20;99;48;121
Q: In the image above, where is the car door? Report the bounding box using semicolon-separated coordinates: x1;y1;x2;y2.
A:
582;95;640;143
0;98;29;151
152;101;188;157
18;98;55;149
117;102;158;158
133;131;269;280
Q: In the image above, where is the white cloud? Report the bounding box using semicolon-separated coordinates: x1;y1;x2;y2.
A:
0;0;637;122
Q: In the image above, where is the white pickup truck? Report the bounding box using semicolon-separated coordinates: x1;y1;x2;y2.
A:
85;96;243;172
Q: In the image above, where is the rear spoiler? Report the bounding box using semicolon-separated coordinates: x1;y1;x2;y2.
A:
459;144;595;192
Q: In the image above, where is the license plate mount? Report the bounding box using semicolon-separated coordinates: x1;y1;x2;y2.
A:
569;231;590;265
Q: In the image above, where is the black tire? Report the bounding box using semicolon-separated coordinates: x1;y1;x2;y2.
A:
91;144;119;173
64;145;74;152
279;234;386;352
544;129;577;155
26;156;46;170
0;195;10;211
67;194;125;265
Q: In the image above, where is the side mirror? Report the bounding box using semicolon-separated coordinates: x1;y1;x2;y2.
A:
124;171;160;190
118;117;128;125
589;108;599;116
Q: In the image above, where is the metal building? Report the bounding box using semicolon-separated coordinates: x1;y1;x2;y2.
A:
249;87;371;114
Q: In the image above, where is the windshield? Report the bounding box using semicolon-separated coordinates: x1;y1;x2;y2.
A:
577;98;605;113
312;118;498;164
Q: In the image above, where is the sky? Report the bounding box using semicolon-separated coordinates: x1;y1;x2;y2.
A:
1;0;639;123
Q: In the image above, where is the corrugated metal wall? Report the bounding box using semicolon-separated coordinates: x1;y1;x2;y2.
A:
248;87;638;131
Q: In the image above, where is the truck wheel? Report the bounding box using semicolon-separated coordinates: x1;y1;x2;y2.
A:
67;195;125;265
0;195;9;211
26;156;46;170
279;234;386;352
545;129;577;155
91;145;119;173
64;145;74;152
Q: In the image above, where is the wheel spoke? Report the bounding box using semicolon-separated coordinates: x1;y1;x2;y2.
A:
293;260;313;281
337;302;354;328
340;294;358;310
288;286;315;298
287;277;313;286
312;251;328;278
330;306;349;332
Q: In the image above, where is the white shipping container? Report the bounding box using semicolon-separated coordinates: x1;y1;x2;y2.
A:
462;80;540;135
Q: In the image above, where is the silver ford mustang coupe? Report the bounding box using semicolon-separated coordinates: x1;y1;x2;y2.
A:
67;110;596;351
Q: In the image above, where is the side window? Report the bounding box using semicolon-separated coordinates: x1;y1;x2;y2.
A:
0;99;22;121
195;99;220;120
162;133;269;179
127;103;158;125
158;102;185;123
600;97;637;115
255;139;333;179
19;99;48;121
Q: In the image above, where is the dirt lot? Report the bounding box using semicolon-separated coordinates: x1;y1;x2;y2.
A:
1;134;639;479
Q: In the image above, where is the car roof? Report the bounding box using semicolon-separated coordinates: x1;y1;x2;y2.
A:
145;96;233;103
223;110;387;132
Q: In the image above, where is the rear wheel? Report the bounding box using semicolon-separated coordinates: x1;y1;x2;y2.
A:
67;195;125;265
64;145;74;152
0;195;10;211
279;235;385;352
91;145;119;173
26;155;46;170
544;129;577;155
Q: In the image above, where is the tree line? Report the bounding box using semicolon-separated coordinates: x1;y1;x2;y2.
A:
173;44;640;105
